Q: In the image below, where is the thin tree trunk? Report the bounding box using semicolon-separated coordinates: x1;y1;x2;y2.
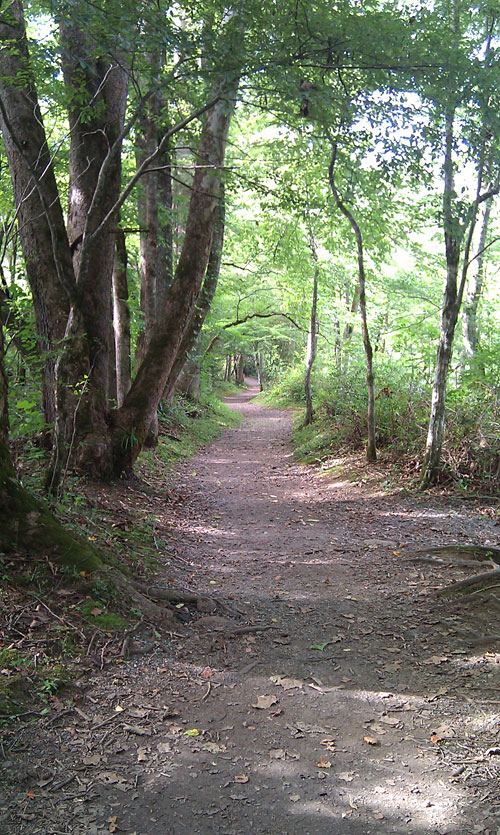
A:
462;178;497;362
303;247;319;427
112;228;132;407
235;352;245;385
343;282;360;341
329;145;376;462
421;8;496;486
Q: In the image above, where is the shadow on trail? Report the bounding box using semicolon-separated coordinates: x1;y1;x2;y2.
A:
119;379;494;834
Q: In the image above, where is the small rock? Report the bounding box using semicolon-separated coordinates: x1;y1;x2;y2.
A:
197;597;217;613
194;615;232;631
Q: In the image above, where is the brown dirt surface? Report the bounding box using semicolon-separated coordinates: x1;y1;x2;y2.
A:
3;381;500;834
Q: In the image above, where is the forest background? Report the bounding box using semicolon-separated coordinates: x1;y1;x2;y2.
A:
1;0;500;565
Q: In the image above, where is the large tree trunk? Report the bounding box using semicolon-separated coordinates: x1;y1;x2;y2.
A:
421;241;461;486
0;296;101;569
101;77;239;476
136;64;174;444
167;186;225;401
420;9;495;487
0;0;71;427
235;352;245;385
44;26;129;492
60;22;128;404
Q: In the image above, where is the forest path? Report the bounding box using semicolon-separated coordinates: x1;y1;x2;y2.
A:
9;382;500;834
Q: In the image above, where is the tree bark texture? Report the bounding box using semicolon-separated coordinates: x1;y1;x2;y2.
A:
60;21;128;404
0;0;71;426
106;76;239;475
112;228;132;407
168;186;225;401
420;97;479;486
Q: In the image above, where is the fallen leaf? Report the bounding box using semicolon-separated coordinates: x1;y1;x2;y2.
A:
184;728;200;737
270;675;302;690
314;754;331;768
320;738;336;752
26;790;36;799
200;668;213;679
424;655;449;665
90;607;103;616
431;723;454;739
109;815;118;833
269;748;286;760
310;642;331;651
234;774;249;784
83;753;101;766
349;795;358;809
289;794;300;802
157;742;172;754
137;748;148;762
337;771;355;782
363;735;378;746
252;695;278;710
97;771;127;786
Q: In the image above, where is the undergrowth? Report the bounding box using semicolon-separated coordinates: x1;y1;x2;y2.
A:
265;362;500;492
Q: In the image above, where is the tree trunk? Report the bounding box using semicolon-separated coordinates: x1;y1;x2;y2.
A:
112;228;132;407
462;184;495;362
303;251;319;427
254;344;264;391
235;352;245;385
421;254;460;487
60;20;129;403
103;75;239;475
329;145;376;462
0;296;101;568
167;186;225;401
420;5;495;486
0;0;71;427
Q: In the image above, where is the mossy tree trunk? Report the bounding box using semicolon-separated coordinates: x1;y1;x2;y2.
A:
0;303;101;569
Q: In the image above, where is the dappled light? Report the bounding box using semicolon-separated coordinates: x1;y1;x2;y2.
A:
2;0;500;829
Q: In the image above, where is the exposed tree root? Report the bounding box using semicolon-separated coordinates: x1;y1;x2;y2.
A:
97;572;178;626
439;568;500;597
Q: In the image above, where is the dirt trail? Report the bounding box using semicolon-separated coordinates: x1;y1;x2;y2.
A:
4;382;500;834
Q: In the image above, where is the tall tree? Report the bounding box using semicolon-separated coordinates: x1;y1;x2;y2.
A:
420;7;500;487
